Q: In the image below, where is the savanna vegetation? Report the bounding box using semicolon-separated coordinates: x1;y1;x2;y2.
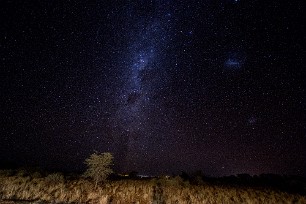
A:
0;152;305;204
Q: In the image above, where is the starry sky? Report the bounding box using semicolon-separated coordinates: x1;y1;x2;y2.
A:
1;0;305;176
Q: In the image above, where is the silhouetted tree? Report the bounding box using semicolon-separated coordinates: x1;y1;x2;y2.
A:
129;171;138;178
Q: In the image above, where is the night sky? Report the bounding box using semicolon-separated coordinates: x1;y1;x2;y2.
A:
1;0;305;176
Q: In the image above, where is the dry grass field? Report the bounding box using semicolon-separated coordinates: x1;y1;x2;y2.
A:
0;169;305;204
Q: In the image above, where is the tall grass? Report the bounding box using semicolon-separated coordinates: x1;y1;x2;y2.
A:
0;170;305;203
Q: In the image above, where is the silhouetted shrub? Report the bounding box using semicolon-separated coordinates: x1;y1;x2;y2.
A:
180;171;190;181
0;169;14;177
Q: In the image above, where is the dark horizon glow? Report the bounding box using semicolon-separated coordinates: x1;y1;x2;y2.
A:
1;0;305;177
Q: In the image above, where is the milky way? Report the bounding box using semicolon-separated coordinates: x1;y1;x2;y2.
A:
1;0;305;176
111;1;175;171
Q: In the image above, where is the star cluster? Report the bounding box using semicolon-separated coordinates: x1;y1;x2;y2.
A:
1;0;305;176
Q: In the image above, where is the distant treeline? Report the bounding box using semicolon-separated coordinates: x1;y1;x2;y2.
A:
111;171;306;195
